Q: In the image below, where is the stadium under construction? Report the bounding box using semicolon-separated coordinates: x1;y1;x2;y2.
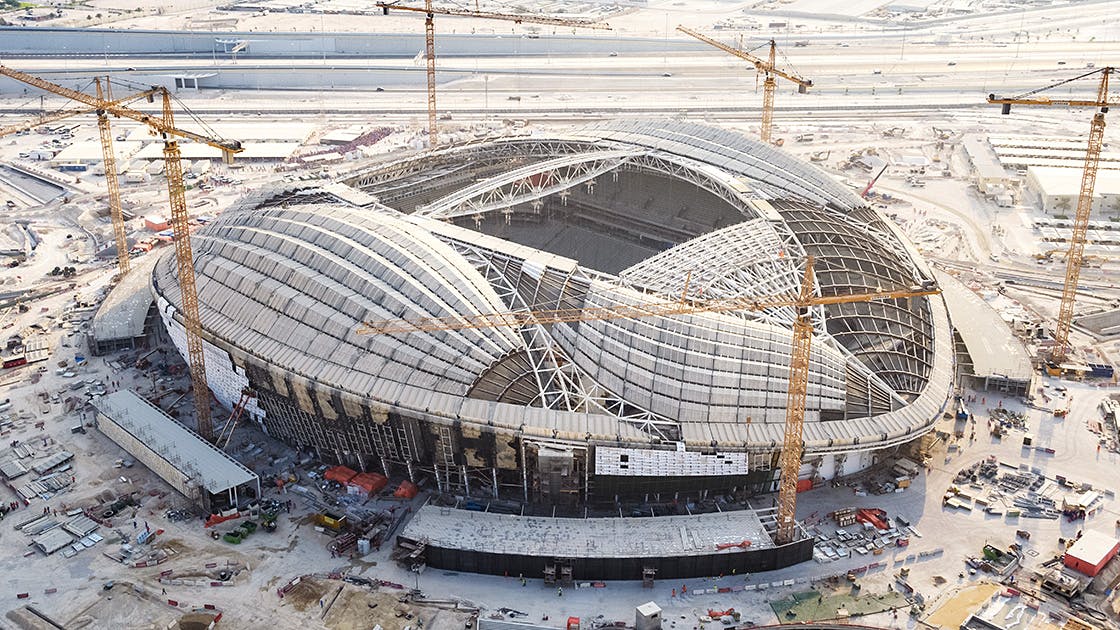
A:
144;120;953;516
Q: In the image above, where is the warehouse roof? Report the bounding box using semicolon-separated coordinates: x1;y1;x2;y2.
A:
988;135;1104;150
50;140;141;164
993;146;1120;163
1066;530;1120;565
1027;166;1120;196
963;136;1008;181
91;390;257;495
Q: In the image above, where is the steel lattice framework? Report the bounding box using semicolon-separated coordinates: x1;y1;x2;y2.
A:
150;121;956;519
349;126;941;411
418;149;642;221
446;237;681;440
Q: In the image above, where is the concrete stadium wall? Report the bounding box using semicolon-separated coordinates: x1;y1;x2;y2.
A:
414;535;816;580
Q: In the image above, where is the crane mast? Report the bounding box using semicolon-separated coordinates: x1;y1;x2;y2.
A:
93;77;131;276
378;2;609;148
775;261;815;544
0;65;242;440
0;66;242;159
676;26;811;145
423;0;438;149
160;89;214;440
760;42;777;144
989;67;1114;362
0;81;163;276
1055;111;1105;359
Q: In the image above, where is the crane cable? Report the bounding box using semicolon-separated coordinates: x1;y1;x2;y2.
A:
1010;67;1103;100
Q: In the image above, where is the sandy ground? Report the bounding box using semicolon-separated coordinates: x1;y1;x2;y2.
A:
925;582;1001;628
4;300;1111;629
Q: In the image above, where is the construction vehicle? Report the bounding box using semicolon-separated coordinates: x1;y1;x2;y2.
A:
1036;249;1113;265
315;512;347;532
861;163;889;199
677;26;811;145
358;256;939;544
989;67;1116;362
261;508;280;533
0;65;244;441
0;79;162;276
377;1;609;148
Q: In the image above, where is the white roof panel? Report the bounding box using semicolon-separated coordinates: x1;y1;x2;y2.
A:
91;390;257;495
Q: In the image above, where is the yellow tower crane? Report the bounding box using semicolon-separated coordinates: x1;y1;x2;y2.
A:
377;1;610;148
0;65;244;440
676;26;812;145
989;67;1115;362
95;77;135;276
0;80;162;275
358;256;939;544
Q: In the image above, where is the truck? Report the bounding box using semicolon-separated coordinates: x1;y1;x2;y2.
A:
315;512;347;531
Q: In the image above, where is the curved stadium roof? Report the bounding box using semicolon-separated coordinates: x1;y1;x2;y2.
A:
153;120;953;453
